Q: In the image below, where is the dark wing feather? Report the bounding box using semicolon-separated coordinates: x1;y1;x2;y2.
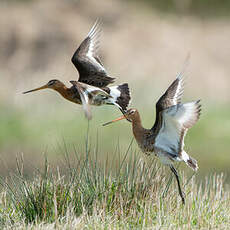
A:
155;74;184;112
151;57;190;132
155;54;190;112
71;20;115;87
151;74;184;133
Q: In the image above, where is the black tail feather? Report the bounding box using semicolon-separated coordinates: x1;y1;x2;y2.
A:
116;83;131;111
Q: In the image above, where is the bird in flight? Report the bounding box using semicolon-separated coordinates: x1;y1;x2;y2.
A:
103;68;201;204
23;20;131;119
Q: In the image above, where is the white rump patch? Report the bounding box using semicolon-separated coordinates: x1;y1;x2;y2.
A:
108;86;121;100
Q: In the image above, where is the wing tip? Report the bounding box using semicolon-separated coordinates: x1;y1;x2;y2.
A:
176;54;191;80
88;19;102;38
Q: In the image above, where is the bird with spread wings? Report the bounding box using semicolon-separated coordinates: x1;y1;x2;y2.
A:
103;62;201;204
23;20;131;120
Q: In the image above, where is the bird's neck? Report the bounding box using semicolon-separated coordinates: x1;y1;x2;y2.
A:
132;115;145;143
54;85;73;101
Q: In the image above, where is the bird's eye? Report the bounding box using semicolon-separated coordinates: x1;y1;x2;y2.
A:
48;80;56;86
129;110;135;115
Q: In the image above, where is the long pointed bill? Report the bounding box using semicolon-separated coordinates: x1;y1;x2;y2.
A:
102;115;126;126
23;85;48;94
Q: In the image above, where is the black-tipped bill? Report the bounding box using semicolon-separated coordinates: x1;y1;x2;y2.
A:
102;115;126;126
119;108;132;122
23;85;48;94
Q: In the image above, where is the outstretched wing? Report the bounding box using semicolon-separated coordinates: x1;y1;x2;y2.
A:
151;74;185;134
155;55;190;112
154;100;201;157
152;56;190;133
155;72;185;112
71;20;115;87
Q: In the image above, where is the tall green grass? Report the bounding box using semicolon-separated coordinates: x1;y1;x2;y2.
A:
0;135;229;229
1;103;230;182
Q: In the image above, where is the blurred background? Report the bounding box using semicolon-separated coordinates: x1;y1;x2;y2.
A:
0;0;229;182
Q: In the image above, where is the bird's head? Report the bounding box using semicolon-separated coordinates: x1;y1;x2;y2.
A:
103;108;139;126
23;79;64;94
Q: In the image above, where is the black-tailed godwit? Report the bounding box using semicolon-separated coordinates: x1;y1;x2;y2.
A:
103;71;201;204
23;20;131;119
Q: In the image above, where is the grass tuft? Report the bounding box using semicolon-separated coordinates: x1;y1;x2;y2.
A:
0;137;229;228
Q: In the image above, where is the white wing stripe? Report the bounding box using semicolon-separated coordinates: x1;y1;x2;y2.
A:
85;20;106;71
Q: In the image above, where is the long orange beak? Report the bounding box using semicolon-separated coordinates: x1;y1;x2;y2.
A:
23;84;49;94
102;115;126;126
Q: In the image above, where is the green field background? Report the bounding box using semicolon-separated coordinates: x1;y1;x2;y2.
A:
0;0;230;183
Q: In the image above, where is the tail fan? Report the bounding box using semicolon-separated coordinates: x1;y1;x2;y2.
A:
108;83;131;111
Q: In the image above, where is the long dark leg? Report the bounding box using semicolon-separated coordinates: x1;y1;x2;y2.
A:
170;165;185;205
